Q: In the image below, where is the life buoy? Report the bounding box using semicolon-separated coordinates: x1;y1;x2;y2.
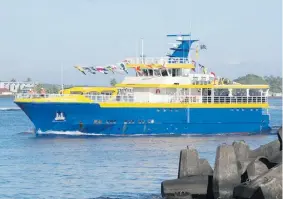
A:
156;89;161;94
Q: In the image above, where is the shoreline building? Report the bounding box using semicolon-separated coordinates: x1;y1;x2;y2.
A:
0;81;37;93
0;88;13;95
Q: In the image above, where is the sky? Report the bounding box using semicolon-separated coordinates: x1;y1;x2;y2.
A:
0;0;281;86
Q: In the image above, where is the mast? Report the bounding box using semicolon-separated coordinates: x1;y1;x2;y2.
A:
61;64;64;94
141;38;144;64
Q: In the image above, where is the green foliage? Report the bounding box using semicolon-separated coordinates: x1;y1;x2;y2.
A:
26;77;32;82
233;74;267;84
234;74;282;93
10;78;16;82
110;78;117;86
264;75;282;93
34;84;60;94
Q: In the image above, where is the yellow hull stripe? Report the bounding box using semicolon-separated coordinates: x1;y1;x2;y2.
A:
15;95;93;103
15;97;269;109
61;87;117;94
99;102;269;108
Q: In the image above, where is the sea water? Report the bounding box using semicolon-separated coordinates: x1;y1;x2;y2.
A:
0;97;281;199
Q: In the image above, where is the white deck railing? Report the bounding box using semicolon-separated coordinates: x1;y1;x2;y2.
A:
125;57;191;65
15;93;268;104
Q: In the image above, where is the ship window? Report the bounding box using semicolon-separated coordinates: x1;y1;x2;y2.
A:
87;91;99;95
161;69;168;76
172;69;177;77
154;69;161;77
143;69;148;76
94;120;102;124
138;120;145;124
71;91;83;94
106;120;116;124
148;119;155;124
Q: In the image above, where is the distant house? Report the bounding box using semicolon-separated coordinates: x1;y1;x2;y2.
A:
0;81;37;93
269;92;282;97
0;88;13;95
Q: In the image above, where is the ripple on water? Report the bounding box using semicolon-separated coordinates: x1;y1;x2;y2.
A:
0;97;281;198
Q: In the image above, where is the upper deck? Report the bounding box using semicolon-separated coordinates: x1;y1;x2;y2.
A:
125;57;195;69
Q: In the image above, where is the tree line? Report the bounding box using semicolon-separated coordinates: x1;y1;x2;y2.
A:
233;74;282;93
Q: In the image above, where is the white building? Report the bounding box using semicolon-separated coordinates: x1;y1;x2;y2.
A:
0;81;37;93
269;92;282;97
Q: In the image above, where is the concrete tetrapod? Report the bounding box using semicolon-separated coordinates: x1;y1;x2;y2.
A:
162;147;214;199
161;126;282;199
233;164;282;199
213;144;241;199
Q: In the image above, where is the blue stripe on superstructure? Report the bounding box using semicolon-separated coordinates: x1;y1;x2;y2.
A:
15;102;271;134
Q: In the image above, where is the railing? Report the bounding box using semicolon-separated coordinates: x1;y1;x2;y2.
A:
125;57;191;65
15;93;268;104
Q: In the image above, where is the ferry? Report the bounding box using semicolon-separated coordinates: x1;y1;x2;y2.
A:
14;34;271;135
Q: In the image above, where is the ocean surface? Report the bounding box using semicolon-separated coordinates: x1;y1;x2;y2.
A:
0;97;282;199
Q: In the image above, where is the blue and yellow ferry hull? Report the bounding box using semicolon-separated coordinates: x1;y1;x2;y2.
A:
15;102;271;135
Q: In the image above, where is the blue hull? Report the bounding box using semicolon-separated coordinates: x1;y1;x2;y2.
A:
15;102;271;135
